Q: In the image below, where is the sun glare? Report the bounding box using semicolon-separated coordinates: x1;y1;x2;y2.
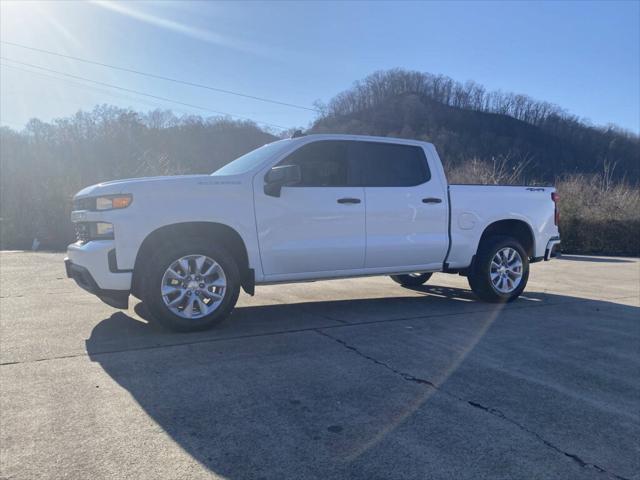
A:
2;1;50;29
1;1;80;46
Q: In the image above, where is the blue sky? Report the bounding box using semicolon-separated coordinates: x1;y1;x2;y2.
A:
1;0;638;133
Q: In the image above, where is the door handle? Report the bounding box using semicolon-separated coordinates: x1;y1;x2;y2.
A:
337;198;361;204
422;197;443;204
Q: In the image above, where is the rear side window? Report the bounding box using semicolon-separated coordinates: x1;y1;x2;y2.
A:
280;141;352;186
353;142;430;187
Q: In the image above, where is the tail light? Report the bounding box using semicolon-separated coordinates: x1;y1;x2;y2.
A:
551;192;560;225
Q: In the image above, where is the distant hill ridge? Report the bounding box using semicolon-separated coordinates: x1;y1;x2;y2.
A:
310;69;639;182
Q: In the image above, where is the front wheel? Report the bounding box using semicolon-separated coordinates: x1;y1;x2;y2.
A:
390;272;433;287
141;242;240;332
468;236;529;303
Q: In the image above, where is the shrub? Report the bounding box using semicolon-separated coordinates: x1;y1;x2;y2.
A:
447;159;639;256
556;175;639;256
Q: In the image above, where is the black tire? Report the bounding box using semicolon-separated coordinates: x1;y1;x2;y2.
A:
390;272;433;287
468;235;529;303
141;241;240;332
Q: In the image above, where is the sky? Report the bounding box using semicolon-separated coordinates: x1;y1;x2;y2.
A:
1;0;639;134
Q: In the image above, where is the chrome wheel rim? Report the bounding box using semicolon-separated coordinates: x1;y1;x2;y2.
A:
408;273;424;278
490;247;523;293
160;255;227;320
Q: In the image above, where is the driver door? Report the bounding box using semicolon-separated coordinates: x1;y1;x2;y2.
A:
253;140;365;277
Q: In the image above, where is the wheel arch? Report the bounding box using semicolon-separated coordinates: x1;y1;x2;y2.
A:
131;222;254;298
477;219;535;258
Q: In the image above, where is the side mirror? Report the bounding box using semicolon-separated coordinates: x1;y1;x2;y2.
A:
264;164;301;197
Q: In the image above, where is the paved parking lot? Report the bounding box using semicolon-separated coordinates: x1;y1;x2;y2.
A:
1;252;638;480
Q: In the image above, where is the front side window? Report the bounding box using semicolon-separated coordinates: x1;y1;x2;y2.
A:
353;142;430;187
280;141;352;187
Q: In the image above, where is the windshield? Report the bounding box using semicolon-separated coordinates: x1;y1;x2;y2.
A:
211;140;289;176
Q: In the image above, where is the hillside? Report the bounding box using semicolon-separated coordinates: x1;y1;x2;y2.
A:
0;107;276;249
310;69;639;182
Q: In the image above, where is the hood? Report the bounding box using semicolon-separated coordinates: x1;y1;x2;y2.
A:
74;174;231;199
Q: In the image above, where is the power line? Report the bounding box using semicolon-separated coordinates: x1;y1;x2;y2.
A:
1;62;196;113
0;40;319;113
1;58;287;130
2;63;222;128
0;57;288;130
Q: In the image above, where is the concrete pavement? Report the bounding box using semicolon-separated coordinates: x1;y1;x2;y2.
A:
1;252;638;479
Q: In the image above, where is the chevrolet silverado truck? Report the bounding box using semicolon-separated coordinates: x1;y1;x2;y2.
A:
65;134;561;331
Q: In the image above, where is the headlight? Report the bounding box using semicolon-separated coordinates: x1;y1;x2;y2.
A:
96;195;132;210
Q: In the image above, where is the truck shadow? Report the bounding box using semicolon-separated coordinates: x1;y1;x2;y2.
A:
85;286;639;479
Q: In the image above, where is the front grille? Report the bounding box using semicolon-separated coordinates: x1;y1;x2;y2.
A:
74;223;91;243
73;197;95;211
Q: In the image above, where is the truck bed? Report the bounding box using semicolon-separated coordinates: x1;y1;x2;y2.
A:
445;184;557;268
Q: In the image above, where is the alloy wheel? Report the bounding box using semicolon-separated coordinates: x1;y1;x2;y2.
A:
160;254;227;319
489;247;523;293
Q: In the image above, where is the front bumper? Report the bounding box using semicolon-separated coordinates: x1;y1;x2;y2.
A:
544;236;561;261
65;258;129;309
65;240;131;309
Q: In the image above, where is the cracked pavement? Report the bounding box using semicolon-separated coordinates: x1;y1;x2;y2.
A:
1;252;639;479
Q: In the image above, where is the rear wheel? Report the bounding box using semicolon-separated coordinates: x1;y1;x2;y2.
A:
390;272;433;287
468;235;529;303
141;241;240;332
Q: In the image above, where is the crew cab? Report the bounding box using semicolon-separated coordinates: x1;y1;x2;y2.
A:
65;134;561;331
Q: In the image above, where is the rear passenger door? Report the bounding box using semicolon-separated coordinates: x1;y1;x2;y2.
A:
354;141;449;269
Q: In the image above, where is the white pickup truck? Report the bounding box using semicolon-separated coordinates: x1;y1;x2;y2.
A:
66;134;561;331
